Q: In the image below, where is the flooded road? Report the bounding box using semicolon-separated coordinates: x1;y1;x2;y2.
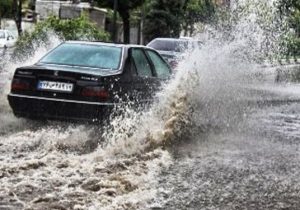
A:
1;64;299;210
1;1;300;208
155;101;300;210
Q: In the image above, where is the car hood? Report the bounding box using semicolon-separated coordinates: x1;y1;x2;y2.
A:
31;63;123;76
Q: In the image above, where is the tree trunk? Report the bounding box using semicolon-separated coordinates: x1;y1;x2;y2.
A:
120;12;130;44
13;0;22;35
17;0;22;35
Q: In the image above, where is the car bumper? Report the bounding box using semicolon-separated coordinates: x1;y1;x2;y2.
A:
7;93;116;121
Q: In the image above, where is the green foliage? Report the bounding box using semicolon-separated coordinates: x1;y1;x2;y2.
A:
39;15;110;40
144;0;186;42
289;22;300;57
0;0;13;19
97;0;144;43
289;7;300;36
183;0;215;35
278;0;300;56
13;15;110;60
285;34;300;57
143;0;216;42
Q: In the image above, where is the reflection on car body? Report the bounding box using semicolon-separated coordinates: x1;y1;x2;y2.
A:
7;41;171;121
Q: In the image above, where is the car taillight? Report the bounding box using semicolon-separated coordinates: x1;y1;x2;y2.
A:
11;79;30;91
81;86;109;100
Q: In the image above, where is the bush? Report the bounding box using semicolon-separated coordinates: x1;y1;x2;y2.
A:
13;15;110;60
286;36;300;58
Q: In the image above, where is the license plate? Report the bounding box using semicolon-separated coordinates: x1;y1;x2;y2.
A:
37;81;74;93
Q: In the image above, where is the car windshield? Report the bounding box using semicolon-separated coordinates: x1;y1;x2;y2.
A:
0;31;5;39
147;39;188;52
39;43;123;70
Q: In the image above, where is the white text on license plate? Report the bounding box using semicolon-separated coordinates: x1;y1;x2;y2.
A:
38;81;74;92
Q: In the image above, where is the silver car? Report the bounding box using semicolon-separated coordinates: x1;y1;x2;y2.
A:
0;30;16;49
147;37;202;70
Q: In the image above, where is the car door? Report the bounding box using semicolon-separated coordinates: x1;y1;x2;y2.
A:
145;49;171;80
7;31;16;47
2;31;8;47
5;31;13;48
130;47;159;103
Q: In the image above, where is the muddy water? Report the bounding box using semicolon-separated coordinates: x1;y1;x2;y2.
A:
1;76;300;209
1;1;300;209
154;96;300;210
0;47;175;209
0;118;173;210
1;63;299;210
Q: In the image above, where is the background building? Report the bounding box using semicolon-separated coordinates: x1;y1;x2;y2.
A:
35;0;107;29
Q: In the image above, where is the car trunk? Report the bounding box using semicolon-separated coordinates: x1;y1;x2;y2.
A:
10;65;123;103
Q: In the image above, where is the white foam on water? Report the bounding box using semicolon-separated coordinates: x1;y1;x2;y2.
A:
0;1;299;209
0;33;174;209
0;34;62;134
98;0;285;159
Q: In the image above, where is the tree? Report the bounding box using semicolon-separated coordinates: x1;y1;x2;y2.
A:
13;15;110;60
278;0;300;36
143;0;187;43
278;0;300;56
0;0;13;28
0;0;22;35
182;0;215;36
97;0;144;43
13;0;23;35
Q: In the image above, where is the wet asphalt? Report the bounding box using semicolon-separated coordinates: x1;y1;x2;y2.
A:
155;101;300;210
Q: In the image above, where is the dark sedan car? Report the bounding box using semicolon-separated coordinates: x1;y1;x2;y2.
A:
7;41;171;121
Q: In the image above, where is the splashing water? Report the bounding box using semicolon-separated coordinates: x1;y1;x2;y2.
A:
0;34;62;134
99;0;290;157
1;1;299;209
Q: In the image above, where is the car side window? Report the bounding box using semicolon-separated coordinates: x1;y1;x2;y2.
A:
131;48;153;77
146;50;171;79
7;31;14;39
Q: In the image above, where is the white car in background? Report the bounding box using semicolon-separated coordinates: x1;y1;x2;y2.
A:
0;29;17;49
147;37;202;70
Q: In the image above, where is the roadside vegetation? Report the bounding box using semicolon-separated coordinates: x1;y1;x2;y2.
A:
143;0;216;42
0;0;299;46
0;0;299;69
0;0;13;29
277;0;300;59
97;0;144;43
12;15;110;61
277;0;300;81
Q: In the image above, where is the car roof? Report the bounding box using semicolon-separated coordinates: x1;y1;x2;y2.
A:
149;37;186;42
65;41;154;50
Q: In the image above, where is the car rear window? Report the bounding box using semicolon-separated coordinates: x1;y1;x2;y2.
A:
39;43;123;70
147;39;188;52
